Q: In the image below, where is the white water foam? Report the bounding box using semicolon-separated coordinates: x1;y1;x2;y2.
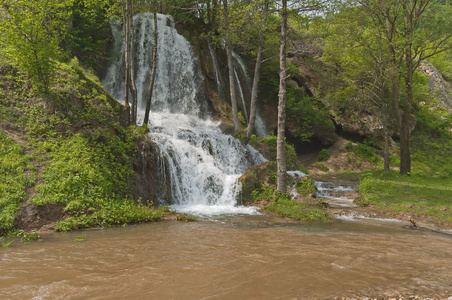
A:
102;13;266;216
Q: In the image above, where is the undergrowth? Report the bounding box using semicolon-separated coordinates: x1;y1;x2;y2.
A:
0;132;35;234
251;185;331;222
0;61;166;236
356;101;452;226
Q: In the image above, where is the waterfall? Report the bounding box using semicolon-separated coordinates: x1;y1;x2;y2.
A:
207;40;224;99
231;52;268;137
102;13;266;216
234;69;249;124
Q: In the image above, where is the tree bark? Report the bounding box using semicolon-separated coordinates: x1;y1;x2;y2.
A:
127;0;138;125
223;0;240;132
382;100;390;174
143;0;158;128
246;0;269;142
276;0;288;193
399;2;415;175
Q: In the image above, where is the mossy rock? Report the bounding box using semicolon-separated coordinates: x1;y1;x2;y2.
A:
239;162;277;204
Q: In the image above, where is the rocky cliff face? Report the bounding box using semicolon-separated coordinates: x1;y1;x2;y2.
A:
419;62;452;109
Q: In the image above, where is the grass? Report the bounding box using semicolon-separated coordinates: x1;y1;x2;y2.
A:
265;199;331;222
347;100;452;227
0;62;168;236
357;172;452;226
176;215;198;222
0;132;34;234
251;185;331;222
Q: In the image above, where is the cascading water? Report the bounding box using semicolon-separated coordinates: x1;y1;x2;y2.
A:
231;51;268;137
207;40;225;100
234;69;249;123
102;13;266;216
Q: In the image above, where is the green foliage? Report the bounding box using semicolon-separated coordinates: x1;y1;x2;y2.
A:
428;50;452;79
74;234;87;242
54;202;166;232
286;89;335;142
32;133;132;206
0;237;13;247
346;140;381;167
296;177;315;197
411;100;452;176
250;185;286;203
317;148;330;162
259;60;280;101
0;0;72;92
255;135;300;170
250;185;331;222
358;174;452;226
266;198;331;222
0;132;33;234
12;230;42;242
312;162;329;172
176;215;198;222
66;0;113;70
0;62;167;235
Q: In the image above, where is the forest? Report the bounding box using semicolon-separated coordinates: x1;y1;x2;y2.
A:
1;0;452;238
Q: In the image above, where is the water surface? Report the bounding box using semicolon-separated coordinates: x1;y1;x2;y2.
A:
1;217;451;299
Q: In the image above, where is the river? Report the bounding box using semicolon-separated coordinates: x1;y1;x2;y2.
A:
1;216;451;299
17;13;447;299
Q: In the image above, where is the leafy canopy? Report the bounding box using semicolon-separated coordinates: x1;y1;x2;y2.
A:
0;0;72;92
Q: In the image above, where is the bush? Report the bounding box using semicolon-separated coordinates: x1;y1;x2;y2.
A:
296;177;316;196
265;198;331;222
0;132;32;234
317;148;330;161
251;185;331;222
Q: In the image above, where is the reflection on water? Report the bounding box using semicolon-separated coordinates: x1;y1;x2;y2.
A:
1;217;451;299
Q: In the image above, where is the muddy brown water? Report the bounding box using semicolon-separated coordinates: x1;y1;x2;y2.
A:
1;216;452;299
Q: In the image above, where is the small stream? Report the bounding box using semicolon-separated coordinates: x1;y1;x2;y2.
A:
1;218;451;299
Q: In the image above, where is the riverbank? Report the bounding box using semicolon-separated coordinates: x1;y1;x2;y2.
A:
303;172;452;234
297;136;452;232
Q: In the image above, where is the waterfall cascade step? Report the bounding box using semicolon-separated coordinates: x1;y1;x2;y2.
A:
102;13;266;216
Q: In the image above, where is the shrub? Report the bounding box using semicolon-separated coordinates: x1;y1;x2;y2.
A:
317;148;330;161
296;177;316;197
265;198;331;222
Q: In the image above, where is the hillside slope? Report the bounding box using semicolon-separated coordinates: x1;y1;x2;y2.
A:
0;60;165;235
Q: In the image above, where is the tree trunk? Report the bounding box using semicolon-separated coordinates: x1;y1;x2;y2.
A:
399;115;411;174
276;0;288;193
400;4;414;175
127;0;138;125
122;0;131;125
223;0;240;132
400;50;413;175
382;100;390;174
245;0;269;142
143;0;158;128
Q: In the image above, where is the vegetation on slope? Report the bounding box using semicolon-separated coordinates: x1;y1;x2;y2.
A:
0;60;166;236
354;101;452;227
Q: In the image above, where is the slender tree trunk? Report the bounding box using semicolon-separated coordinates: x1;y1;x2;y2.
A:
122;0;131;125
127;0;138;124
375;33;391;174
276;0;288;193
143;0;158;128
400;4;414;175
400;69;414;174
223;0;240;132
382;100;390;174
246;0;269;142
